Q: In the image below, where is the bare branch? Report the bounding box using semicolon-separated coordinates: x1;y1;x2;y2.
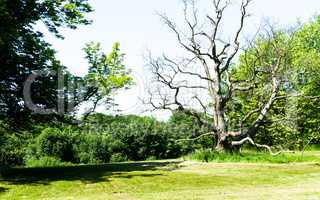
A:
204;0;231;64
220;0;251;73
163;56;215;82
193;95;208;114
231;137;283;156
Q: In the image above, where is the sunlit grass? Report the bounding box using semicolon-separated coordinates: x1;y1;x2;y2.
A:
0;157;320;200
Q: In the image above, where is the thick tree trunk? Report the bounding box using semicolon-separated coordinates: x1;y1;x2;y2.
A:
213;110;230;152
215;132;234;152
215;136;227;151
214;109;240;152
216;133;242;152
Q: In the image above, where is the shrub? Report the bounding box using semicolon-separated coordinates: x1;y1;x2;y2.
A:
36;128;74;162
146;156;157;161
110;153;128;163
74;134;112;164
25;156;68;167
24;142;38;163
0;134;27;166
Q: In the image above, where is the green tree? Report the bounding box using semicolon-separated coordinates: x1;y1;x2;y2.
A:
232;18;320;150
81;42;133;119
0;0;93;128
0;0;133;129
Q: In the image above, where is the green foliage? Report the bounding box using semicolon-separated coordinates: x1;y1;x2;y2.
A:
84;114;184;160
110;153;128;163
0;0;133;165
168;111;215;152
23;126;114;165
289;17;320;146
84;42;133;91
305;144;320;151
0;134;26;166
74;133;112;164
0;0;132;131
146;156;157;161
25;156;69;168
1;110;320;167
107;115;169;160
81;42;133;117
36;128;74;162
78;112;214;162
232;17;320;148
0;0;92;127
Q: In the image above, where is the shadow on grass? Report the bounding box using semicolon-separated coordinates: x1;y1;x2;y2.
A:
0;187;8;193
0;161;181;186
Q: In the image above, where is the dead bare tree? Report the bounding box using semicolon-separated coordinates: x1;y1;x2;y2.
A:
144;0;316;152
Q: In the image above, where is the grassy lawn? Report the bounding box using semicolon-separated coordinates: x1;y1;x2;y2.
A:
1;153;320;200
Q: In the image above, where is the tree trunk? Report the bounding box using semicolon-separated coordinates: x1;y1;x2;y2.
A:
216;133;242;153
214;110;230;152
215;136;227;151
214;111;239;152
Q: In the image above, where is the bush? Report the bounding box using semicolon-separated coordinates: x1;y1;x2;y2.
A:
146;156;157;161
36;128;74;162
0;134;27;166
74;134;112;164
25;156;68;167
110;153;128;162
24;142;38;163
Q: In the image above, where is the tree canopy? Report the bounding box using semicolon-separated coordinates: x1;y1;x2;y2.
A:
0;0;132;129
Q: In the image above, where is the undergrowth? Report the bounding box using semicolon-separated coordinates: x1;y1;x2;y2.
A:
186;149;320;163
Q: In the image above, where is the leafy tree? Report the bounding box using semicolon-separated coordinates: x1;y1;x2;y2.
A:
238;18;320;149
0;0;133;130
291;17;320;147
81;42;133;119
228;18;320;150
0;0;92;127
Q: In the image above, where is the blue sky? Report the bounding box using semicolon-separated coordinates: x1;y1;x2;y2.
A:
40;0;320;118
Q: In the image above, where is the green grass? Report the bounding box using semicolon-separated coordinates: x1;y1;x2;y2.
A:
0;154;320;200
186;149;320;163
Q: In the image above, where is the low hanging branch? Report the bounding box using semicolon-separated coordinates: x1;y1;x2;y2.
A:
231;137;283;156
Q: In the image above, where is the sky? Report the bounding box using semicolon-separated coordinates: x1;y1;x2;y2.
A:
40;0;320;119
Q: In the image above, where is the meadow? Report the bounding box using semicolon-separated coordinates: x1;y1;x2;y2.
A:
1;151;319;200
